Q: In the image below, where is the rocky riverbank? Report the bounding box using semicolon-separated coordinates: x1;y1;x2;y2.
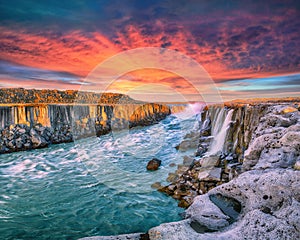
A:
83;99;300;240
149;100;300;239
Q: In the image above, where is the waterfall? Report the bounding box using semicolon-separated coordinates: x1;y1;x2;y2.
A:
207;108;234;156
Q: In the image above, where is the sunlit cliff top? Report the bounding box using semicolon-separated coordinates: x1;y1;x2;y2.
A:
0;88;143;105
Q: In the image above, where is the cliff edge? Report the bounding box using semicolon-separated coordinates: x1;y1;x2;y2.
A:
149;100;300;240
0;89;171;153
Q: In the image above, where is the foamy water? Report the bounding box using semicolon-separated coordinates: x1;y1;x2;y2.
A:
0;114;198;239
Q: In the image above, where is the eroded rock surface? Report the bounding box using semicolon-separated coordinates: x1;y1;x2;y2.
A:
149;169;300;240
149;102;300;240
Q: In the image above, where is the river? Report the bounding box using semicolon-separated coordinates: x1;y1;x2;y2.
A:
0;113;199;239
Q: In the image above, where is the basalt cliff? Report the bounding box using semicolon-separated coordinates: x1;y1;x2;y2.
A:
0;88;171;153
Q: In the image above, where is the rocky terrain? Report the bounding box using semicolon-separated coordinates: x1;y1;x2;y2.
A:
82;99;300;240
0;89;171;153
149;101;300;239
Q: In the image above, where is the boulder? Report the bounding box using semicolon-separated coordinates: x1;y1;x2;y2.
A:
149;169;300;240
200;156;220;168
146;158;162;171
198;167;222;181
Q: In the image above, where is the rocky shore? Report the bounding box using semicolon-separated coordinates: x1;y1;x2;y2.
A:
84;99;300;240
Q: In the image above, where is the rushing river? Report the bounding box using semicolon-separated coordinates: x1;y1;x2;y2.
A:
0;113;199;239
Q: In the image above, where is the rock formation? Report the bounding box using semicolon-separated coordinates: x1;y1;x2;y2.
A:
0;89;171;153
147;158;162;171
149;100;300;239
83;99;300;240
0;88;140;104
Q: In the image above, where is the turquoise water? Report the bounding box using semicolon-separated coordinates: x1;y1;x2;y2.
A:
0;115;198;239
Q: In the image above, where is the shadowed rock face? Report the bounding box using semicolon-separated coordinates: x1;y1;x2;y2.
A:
0;103;170;153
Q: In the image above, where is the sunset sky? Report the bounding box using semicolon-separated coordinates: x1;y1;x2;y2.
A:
0;0;299;102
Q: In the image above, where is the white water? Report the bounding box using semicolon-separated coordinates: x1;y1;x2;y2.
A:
0;114;199;239
207;109;234;156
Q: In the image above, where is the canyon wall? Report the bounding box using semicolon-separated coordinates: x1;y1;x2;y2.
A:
196;103;267;161
0;103;170;153
150;100;300;240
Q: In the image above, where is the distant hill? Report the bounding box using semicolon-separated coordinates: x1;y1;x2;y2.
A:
0;88;142;105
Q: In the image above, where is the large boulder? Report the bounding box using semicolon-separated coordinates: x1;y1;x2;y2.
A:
149;169;300;240
147;158;162;171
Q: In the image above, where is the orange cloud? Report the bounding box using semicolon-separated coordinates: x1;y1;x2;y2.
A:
0;13;299;102
0;28;121;76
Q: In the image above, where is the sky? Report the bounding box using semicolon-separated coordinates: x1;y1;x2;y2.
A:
0;0;299;102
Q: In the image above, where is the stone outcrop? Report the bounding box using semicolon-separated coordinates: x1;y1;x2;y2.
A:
0;102;170;153
159;101;299;207
149;100;300;239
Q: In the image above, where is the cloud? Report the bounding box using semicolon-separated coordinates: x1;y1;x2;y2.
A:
0;60;80;82
0;28;121;76
0;60;86;89
217;73;300;92
0;1;299;101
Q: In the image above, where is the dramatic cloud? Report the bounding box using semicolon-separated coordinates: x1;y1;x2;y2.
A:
0;0;299;101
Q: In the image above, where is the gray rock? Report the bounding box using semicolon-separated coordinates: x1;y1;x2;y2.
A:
198;167;222;181
183;156;194;166
149;169;300;240
79;233;144;240
185;194;230;230
200;156;220;168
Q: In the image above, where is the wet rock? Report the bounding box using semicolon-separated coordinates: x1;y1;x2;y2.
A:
199;128;210;137
198;168;222;181
167;173;178;182
151;182;163;190
189;220;216;233
177;140;198;151
146;158;162;171
200;156;220;168
175;165;189;175
183;156;194;166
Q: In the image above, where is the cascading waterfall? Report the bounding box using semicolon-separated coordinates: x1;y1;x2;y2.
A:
207;108;234;156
